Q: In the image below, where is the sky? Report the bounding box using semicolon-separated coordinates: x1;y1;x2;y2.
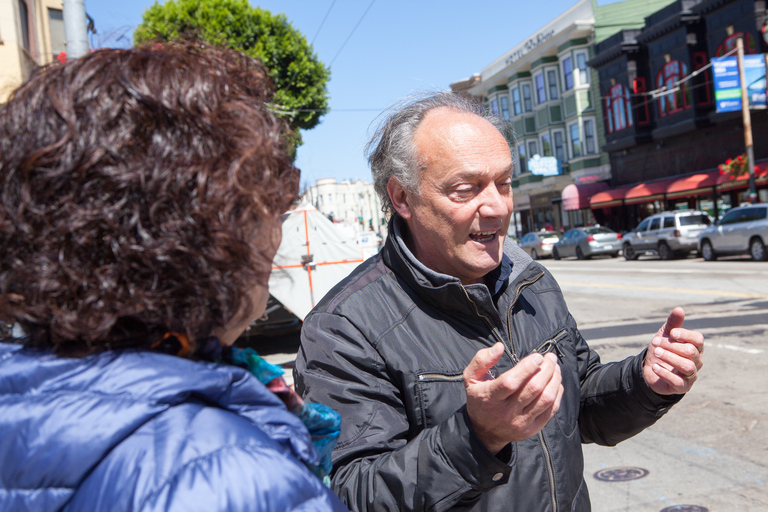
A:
83;0;619;189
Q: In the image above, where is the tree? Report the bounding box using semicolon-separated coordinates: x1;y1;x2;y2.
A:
134;0;330;139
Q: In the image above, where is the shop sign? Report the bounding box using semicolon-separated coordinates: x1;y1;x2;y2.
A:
713;55;767;112
528;154;561;177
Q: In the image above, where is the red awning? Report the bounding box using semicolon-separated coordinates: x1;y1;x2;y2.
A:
624;177;678;205
561;182;608;211
590;185;634;208
666;170;719;199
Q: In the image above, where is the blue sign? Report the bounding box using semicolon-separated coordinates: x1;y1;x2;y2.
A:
713;55;767;113
528;154;561;177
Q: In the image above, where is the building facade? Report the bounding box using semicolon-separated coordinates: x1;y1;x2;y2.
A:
589;0;768;232
457;0;677;235
303;178;384;233
0;0;65;101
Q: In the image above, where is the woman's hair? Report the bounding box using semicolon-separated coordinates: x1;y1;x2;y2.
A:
0;42;299;355
365;91;514;217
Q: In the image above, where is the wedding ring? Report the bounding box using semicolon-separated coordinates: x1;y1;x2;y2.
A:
683;369;697;380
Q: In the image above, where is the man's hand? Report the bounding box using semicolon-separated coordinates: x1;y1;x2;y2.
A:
463;343;563;455
643;307;704;395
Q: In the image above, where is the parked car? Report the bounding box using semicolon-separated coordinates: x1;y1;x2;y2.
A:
622;210;712;260
552;226;622;260
519;231;561;260
697;204;768;261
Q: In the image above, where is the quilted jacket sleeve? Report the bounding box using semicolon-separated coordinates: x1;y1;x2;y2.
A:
295;311;513;512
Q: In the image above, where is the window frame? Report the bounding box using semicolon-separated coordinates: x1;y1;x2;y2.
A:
575;51;590;86
562;56;574;91
568;121;581;159
583;117;597;155
527;139;538;159
540;132;552;157
547;69;559;100
512;87;522;116
552;129;566;163
521;82;533;112
500;95;510;121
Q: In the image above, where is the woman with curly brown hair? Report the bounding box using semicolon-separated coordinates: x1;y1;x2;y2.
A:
0;43;347;512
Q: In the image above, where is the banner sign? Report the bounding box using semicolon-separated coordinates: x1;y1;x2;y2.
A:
713;55;767;113
528;154;561;177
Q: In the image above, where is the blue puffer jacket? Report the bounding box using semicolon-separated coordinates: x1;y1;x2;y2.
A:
0;341;348;512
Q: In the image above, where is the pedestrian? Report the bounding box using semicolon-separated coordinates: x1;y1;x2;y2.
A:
294;92;704;511
0;43;348;512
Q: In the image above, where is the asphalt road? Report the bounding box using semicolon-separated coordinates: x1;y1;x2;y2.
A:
540;253;768;512
253;253;768;511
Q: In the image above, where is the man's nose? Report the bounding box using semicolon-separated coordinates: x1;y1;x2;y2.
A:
478;185;510;218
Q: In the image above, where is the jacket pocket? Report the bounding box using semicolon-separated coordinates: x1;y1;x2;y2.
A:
416;372;466;429
534;329;579;437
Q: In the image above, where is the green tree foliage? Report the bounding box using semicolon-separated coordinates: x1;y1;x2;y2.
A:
135;0;329;136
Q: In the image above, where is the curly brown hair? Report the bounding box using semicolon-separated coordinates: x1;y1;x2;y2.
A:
0;42;299;355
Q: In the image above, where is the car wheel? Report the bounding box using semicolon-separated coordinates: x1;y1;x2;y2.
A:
530;249;538;260
750;237;767;261
552;248;560;260
623;243;637;261
576;247;585;260
658;242;673;260
701;240;716;261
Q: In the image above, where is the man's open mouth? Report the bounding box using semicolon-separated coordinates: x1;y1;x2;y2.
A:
469;231;497;243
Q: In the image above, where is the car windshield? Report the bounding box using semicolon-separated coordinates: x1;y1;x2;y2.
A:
583;227;614;235
678;214;711;226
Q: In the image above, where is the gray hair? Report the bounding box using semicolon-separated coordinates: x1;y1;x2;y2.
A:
365;91;514;217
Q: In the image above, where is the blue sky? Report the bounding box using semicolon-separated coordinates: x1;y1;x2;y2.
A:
84;0;614;188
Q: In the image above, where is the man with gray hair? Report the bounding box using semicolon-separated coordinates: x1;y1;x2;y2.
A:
295;91;704;511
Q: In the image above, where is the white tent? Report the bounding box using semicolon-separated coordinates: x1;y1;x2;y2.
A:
268;202;370;320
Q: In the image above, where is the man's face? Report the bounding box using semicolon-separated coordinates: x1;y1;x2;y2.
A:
393;107;514;285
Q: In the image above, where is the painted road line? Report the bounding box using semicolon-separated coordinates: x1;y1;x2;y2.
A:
557;281;768;299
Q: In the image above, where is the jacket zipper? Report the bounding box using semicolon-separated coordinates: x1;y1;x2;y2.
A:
459;285;510;360
505;270;560;512
539;431;558;512
505;271;546;364
417;373;463;382
534;329;568;359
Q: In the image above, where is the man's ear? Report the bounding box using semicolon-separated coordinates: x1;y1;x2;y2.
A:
387;177;413;220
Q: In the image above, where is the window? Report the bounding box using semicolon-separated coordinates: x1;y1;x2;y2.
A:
527;140;538;158
553;131;565;162
635;218;651;232
512;88;522;116
490;98;499;116
517;143;526;174
49;8;66;58
500;96;510;121
547;70;559;100
605;84;632;133
663;217;676;228
535;73;546;104
649;218;661;231
583;119;596;154
576;53;589;85
569;123;581;158
522;83;533;112
541;133;552;156
18;0;30;52
563;57;574;90
716;33;758;57
656;60;691;116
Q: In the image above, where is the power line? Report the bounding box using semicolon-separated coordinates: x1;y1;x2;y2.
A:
329;0;376;67
310;0;336;45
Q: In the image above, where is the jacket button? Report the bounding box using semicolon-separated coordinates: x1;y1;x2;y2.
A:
492;473;504;481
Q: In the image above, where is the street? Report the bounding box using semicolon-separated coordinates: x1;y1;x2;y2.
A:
258;253;768;511
541;254;768;512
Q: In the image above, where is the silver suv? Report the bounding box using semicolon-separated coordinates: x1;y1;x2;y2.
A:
697;204;768;261
623;210;712;260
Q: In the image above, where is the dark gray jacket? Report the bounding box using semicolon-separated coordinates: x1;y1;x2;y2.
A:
295;219;680;512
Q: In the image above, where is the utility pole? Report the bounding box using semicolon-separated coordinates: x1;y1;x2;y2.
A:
63;0;90;59
736;37;758;204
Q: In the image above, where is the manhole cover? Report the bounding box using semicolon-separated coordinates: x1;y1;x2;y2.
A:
593;467;649;482
660;507;708;512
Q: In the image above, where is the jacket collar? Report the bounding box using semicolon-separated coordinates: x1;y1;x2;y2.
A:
382;216;538;318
